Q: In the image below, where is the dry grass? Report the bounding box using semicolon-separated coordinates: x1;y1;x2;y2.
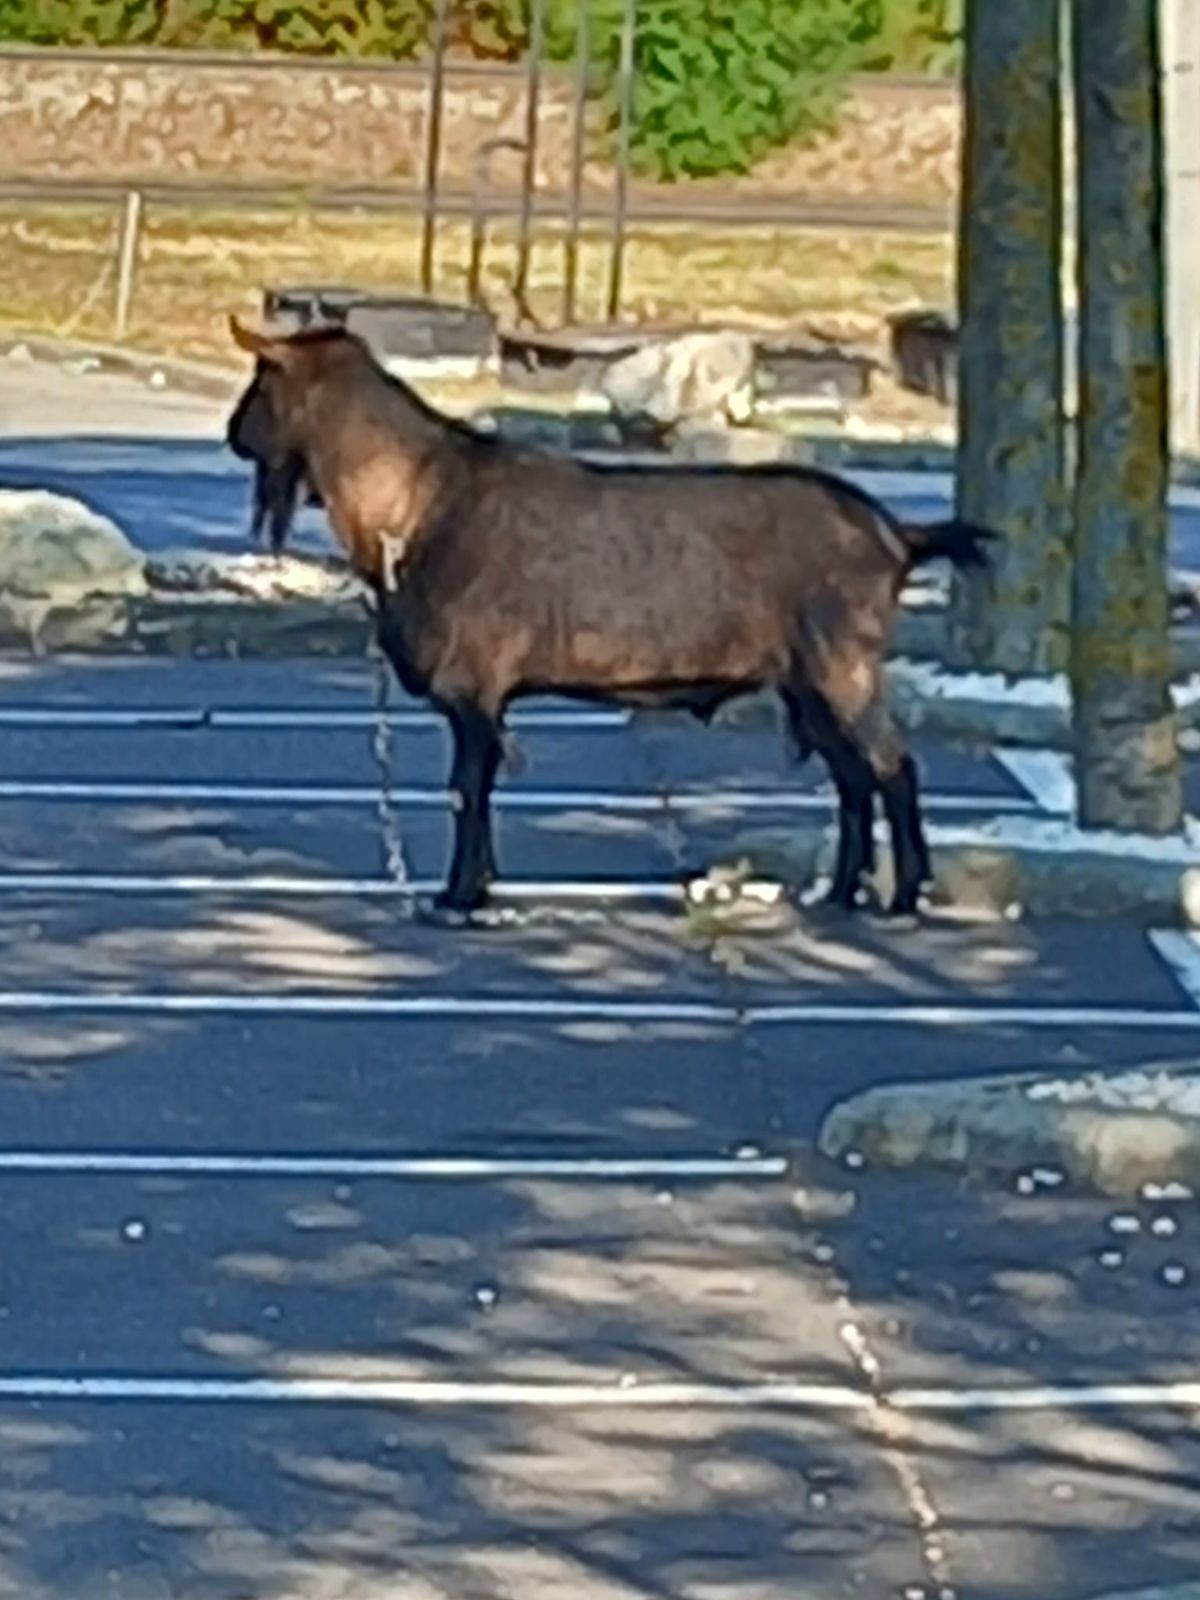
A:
0;199;953;371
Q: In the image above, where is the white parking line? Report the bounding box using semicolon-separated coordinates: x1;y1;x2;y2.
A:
0;707;631;731
0;1376;868;1408
993;749;1076;815
0;778;1036;814
1;1375;1198;1412
0;1151;786;1179
0;873;694;901
1146;929;1200;1008
0;991;1192;1029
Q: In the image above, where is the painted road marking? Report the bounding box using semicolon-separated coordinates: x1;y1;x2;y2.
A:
0;778;1036;814
0;990;1192;1030
993;749;1076;815
2;1375;1200;1412
1147;929;1200;1010
0;1151;786;1180
0;873;696;901
0;707;631;731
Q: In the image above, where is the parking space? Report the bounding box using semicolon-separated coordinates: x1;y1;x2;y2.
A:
1;654;1198;1598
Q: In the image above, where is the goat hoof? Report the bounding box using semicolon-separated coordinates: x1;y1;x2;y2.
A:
416;893;487;929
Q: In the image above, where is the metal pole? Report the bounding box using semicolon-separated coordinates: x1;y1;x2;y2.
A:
114;188;143;341
469;137;526;307
513;0;546;322
419;0;450;298
1161;0;1200;454
562;1;591;325
605;0;636;324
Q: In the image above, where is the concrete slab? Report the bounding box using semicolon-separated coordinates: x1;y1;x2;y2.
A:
0;1014;764;1159
0;897;721;999
898;1409;1200;1600
0;1403;924;1600
0;796;683;883
820;1170;1200;1390
719;916;1189;1009
0;1171;854;1384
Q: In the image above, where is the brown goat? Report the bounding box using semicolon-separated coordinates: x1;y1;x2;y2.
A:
228;316;996;920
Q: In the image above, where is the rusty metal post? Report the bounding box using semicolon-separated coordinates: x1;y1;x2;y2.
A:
468;137;527;307
419;0;450;297
562;0;591;326
1070;0;1183;833
950;0;1069;676
605;0;636;323
513;0;546;320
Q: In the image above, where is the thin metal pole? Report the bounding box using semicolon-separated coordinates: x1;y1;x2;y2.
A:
114;188;143;340
513;0;546;320
469;137;526;306
606;0;636;323
563;1;591;325
419;0;450;297
1161;0;1200;453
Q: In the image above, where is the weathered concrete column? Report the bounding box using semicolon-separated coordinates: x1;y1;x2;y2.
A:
950;0;1070;675
1071;0;1182;834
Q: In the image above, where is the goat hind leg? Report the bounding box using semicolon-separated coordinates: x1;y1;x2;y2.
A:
440;704;503;913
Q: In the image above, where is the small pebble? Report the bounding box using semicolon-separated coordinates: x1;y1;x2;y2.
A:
655;1189;674;1206
843;1150;865;1171
1108;1213;1141;1235
333;1184;352;1203
618;1371;638;1389
120;1218;148;1243
1050;1482;1075;1502
813;1243;836;1264
1151;1215;1179;1238
473;1284;499;1311
1015;1174;1037;1196
262;1304;282;1322
1161;1262;1188;1287
1098;1248;1124;1270
808;1489;829;1510
1032;1167;1064;1188
735;1143;762;1161
903;1586;927;1600
1142;1181;1194;1202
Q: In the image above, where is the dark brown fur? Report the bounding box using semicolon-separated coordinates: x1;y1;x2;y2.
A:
228;318;996;917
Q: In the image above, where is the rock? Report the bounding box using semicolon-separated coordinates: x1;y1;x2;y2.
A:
145;548;362;605
818;1063;1200;1197
598;331;757;442
0;489;146;601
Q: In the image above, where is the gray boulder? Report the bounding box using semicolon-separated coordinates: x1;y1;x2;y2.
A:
598;330;757;443
0;489;146;601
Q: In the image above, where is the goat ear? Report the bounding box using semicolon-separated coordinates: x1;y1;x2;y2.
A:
229;315;290;366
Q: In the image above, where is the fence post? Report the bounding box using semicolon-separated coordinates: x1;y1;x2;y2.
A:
513;0;546;322
562;0;591;326
113;188;143;342
419;0;450;298
605;0;636;324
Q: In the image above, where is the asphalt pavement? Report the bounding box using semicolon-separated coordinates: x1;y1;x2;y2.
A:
0;653;1197;1599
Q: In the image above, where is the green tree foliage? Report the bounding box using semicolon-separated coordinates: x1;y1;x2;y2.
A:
0;0;963;179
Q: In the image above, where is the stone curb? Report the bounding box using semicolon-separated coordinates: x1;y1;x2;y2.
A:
713;819;1200;927
817;1062;1200;1198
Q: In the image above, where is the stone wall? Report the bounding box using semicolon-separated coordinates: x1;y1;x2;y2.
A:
0;47;959;209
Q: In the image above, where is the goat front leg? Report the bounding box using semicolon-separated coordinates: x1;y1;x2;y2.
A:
439;703;503;915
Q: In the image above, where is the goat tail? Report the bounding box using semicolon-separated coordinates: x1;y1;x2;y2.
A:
898;517;999;572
